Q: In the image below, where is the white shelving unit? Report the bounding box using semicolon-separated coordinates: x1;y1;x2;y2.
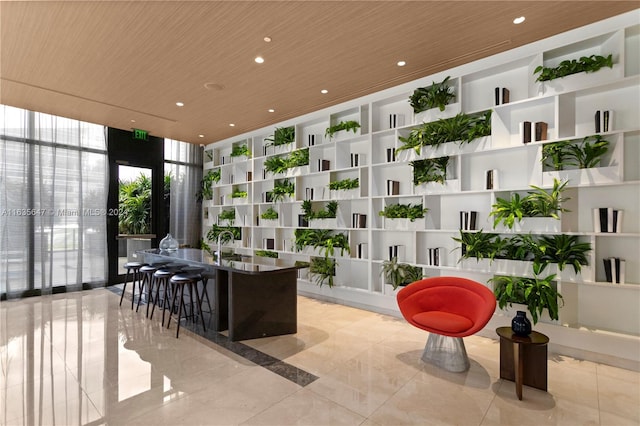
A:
203;12;640;366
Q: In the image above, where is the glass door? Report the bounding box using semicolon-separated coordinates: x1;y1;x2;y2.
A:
116;165;154;276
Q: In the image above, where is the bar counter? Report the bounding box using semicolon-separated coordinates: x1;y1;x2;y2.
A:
139;248;307;341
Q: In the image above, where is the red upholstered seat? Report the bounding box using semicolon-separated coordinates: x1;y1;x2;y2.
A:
397;276;496;338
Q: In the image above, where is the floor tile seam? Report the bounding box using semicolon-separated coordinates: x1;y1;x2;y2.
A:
302;385;372;422
106;287;321;388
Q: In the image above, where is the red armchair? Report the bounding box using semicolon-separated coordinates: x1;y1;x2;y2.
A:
397;276;496;372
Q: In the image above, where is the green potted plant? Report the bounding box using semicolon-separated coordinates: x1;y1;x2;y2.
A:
218;209;236;225
532;234;591;275
309;256;337;287
409;76;455;113
302;200;338;219
264;148;309;176
565;134;609;169
542;135;609;172
397;111;491;155
325;120;361;139
491;269;563;324
490;179;569;230
452;230;503;264
255;249;278;258
271;179;295;202
260;207;279;220
410;157;449;186
206;224;241;246
259;206;279;227
534;54;613;82
264;126;295;152
294;228;350;257
230;143;251;159
328;177;359;199
196;168;221;202
380;257;424;290
379;203;428;229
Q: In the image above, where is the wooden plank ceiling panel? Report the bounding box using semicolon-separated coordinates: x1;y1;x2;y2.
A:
1;1;637;144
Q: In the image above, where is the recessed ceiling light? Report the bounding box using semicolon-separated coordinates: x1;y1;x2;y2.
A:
229;123;235;127
268;109;275;113
264;36;272;42
176;101;184;107
397;61;406;67
130;119;136;123
198;134;204;138
513;16;525;24
255;56;264;64
321;89;328;94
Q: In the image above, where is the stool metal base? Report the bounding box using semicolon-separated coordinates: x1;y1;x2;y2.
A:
421;334;470;373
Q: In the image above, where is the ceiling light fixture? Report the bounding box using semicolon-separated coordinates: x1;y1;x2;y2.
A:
513;16;525;24
255;56;264;64
199;134;204;138
229;123;235;127
204;82;224;91
130;119;136;123
264;36;272;42
397;61;406;67
321;89;328;94
268;109;275;113
176;101;184;107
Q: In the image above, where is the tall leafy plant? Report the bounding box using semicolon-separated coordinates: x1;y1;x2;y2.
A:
119;173;152;234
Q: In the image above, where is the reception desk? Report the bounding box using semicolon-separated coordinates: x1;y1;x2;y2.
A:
139;249;307;341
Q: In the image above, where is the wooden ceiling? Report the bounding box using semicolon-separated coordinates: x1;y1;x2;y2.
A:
1;1;637;145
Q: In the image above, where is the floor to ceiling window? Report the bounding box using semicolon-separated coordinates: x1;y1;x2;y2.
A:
164;138;202;248
0;105;108;299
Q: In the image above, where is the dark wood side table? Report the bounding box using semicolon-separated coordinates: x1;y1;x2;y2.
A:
496;326;549;400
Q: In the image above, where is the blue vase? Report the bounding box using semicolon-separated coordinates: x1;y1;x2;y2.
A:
511;311;532;337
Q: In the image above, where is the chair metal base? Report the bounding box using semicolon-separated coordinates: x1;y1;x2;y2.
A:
421;334;470;372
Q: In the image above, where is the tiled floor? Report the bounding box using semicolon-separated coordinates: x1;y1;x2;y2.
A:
1;287;639;426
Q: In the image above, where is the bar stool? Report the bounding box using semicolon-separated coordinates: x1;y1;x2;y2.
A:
137;264;161;314
166;273;207;338
120;262;146;309
150;266;184;324
180;266;211;315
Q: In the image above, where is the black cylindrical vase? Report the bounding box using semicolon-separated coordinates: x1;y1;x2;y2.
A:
511;310;532;337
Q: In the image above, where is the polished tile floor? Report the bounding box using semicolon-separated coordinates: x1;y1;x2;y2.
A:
1;287;639;426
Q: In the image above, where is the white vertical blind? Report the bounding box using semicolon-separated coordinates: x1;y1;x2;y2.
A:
0;106;108;297
164;139;202;248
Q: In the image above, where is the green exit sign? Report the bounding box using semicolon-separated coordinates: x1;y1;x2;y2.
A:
133;128;149;141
